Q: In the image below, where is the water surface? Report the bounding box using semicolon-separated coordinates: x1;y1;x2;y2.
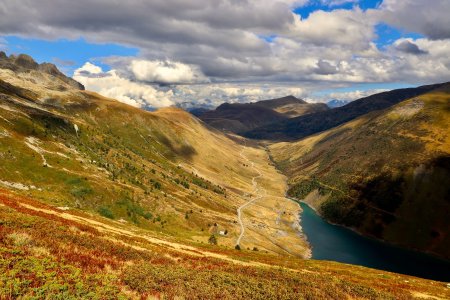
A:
300;202;450;281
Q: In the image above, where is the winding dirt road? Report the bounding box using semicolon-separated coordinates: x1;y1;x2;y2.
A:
236;147;265;246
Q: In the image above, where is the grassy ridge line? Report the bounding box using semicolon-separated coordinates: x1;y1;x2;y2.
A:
0;64;311;256
0;80;249;247
269;89;450;258
1;188;449;299
245;82;449;140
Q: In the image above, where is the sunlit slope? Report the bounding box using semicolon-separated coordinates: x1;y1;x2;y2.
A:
0;54;450;298
0;189;449;299
247;82;449;141
0;55;307;257
270;87;450;258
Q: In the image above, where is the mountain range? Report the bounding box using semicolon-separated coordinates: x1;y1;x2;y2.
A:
244;83;449;140
0;53;449;298
326;99;351;108
196;95;328;133
269;84;450;258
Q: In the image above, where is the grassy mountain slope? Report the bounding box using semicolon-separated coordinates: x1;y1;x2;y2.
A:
252;95;328;118
2;189;449;299
199;102;287;133
269;86;450;258
246;82;449;140
1;54;450;298
0;54;308;257
198;96;328;133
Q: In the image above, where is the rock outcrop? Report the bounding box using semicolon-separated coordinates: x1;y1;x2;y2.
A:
0;51;84;90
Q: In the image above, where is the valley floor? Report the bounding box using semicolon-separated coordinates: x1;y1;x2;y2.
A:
179;140;310;258
233;145;310;257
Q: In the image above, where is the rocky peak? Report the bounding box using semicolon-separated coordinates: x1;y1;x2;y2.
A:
0;52;84;90
14;54;39;69
38;62;60;76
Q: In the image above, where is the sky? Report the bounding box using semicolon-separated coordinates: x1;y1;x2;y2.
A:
1;0;450;109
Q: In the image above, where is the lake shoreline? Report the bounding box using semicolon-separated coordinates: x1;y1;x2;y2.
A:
295;200;450;282
289;196;450;264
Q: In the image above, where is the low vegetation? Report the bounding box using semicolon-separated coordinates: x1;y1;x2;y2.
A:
270;88;450;259
246;82;448;140
0;190;448;299
1;54;449;299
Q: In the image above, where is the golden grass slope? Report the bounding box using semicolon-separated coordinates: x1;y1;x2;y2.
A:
0;65;308;258
1;189;449;299
269;87;450;258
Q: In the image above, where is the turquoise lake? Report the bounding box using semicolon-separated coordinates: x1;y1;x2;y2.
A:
299;202;450;282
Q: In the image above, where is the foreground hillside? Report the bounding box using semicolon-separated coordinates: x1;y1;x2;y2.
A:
1;190;450;299
270;86;450;259
247;83;449;140
0;53;308;257
198;96;328;133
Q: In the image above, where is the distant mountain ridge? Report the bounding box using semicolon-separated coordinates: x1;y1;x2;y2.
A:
327;99;350;108
245;82;450;140
269;86;450;258
197;95;328;133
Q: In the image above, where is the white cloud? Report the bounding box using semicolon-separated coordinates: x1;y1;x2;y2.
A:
374;0;450;39
73;63;175;108
1;0;450;107
288;8;376;50
72;31;450;109
128;59;208;84
74;62;103;75
309;88;388;103
73;61;312;109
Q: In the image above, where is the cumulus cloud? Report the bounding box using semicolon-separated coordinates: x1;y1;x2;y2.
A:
74;62;103;76
1;0;450;107
395;40;428;55
128;60;208;84
74;63;175;108
375;0;450;40
314;60;339;75
73;61;311;109
288;8;376;49
0;0;380;80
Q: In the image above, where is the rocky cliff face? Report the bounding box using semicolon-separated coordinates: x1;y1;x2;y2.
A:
0;52;84;90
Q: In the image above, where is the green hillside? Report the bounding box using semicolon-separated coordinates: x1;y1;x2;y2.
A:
246;82;449;141
0;53;311;255
198;96;328;133
1;53;449;299
270;86;450;259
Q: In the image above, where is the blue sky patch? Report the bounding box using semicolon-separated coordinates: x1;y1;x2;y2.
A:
293;0;380;19
312;82;413;100
374;23;424;48
2;36;138;75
